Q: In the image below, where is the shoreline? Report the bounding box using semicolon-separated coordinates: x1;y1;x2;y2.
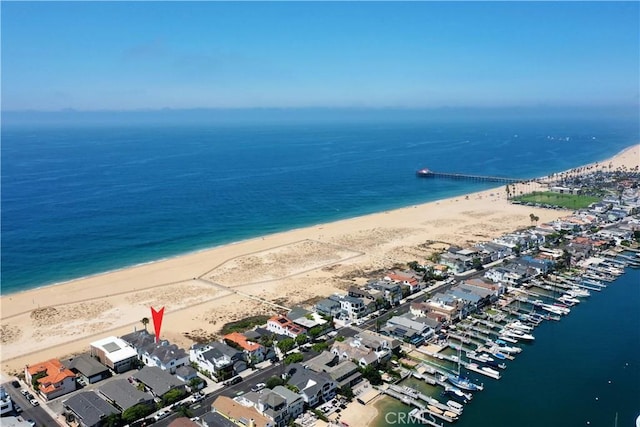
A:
1;143;638;374
2;142;638;297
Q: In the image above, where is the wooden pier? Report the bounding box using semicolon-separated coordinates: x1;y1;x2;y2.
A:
417;168;524;183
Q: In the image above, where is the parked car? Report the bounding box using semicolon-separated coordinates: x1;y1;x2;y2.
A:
27;420;36;427
251;383;266;392
154;411;169;421
223;376;242;386
30;399;39;407
11;380;20;388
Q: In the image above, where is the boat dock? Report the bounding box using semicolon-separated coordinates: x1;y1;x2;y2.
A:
408;409;445;427
384;385;459;423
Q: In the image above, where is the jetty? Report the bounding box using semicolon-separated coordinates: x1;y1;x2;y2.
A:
416;168;524;183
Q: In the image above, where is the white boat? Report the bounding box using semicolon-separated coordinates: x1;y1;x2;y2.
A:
505;321;534;332
466;351;494;363
567;287;590;298
559;295;580;305
501;328;535;341
498;334;519;344
540;303;570;315
447;400;464;412
497;344;522;354
481;366;500;376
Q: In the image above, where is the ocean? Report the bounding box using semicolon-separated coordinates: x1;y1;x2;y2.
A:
1;115;639;425
1;117;637;293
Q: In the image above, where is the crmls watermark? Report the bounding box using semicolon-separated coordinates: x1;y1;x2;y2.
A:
384;411;427;425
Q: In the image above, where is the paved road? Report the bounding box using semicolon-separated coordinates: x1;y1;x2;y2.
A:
2;382;58;427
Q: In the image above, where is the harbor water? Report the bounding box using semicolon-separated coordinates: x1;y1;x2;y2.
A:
373;266;640;427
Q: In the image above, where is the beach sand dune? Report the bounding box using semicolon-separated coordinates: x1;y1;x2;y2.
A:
1;144;638;376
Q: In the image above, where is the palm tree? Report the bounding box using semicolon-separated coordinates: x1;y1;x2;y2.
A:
141;317;149;331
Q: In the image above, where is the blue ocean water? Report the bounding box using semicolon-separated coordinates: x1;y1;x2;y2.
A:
1;118;638;293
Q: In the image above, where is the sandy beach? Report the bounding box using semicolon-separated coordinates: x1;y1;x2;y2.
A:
1;144;638;375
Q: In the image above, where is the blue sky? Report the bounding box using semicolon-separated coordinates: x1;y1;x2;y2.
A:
2;1;639;111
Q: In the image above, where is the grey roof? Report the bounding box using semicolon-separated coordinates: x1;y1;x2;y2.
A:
286;364;335;398
122;330;188;364
64;391;119;427
288;306;311;320
133;366;185;396
305;351;338;372
121;330;156;350
261;389;286;408
201;342;242;363
457;283;493;299
201;412;238;427
65;354;110;377
272;385;303;404
175;365;197;380
315;298;341;308
147;343;188;364
448;288;481;304
98;379;153;411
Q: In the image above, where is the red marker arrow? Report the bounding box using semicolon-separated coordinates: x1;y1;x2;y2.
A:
151;306;165;343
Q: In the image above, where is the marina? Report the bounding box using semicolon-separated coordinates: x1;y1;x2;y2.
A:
372;248;639;425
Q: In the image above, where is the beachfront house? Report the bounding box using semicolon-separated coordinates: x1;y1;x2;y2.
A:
384;272;424;294
439;253;472;274
223;331;266;364
266;315;307;338
121;330;189;374
338;295;370;321
90;336;138;374
63;391;120;427
190;342;245;381
313;297;342;317
64;354;111;385
287;306;329;330
365;280;403;306
98;379;154;412
25;358;77;401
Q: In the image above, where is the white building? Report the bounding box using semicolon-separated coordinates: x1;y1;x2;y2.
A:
90;337;138;373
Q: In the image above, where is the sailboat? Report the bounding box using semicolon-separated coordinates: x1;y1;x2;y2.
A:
446;344;483;391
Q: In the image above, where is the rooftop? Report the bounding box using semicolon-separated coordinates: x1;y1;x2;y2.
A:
133;366;185;396
212;395;273;427
64;354;109;378
64;391;120;427
98;379;153;411
90;336;138;362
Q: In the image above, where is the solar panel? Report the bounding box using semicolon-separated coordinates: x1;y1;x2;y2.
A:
103;342;121;353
